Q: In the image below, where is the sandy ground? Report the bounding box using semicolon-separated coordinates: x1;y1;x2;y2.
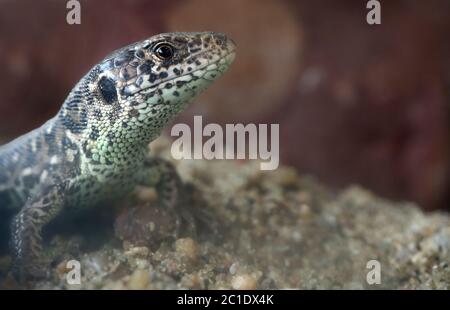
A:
0;138;449;289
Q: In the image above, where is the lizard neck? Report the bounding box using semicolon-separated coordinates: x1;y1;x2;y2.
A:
57;72;197;169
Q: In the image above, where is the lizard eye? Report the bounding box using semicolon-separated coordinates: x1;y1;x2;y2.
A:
98;76;117;104
153;43;175;60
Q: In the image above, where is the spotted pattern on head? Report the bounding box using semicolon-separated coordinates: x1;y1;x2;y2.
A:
58;32;235;172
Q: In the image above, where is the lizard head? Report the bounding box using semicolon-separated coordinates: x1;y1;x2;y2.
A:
60;32;235;165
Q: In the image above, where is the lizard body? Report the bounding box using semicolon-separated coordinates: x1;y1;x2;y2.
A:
0;32;235;279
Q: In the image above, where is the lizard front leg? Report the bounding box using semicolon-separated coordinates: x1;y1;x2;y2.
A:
10;181;67;281
137;157;195;236
140;157;183;209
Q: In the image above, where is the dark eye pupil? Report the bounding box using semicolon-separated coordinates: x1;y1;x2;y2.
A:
155;44;174;60
98;76;117;104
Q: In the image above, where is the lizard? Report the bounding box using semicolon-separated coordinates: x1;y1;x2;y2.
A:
0;32;236;280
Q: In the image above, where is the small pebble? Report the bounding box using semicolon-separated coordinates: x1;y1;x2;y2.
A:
231;274;257;290
135;258;150;269
180;274;203;289
175;238;199;261
135;187;158;202
124;246;150;258
229;262;240;275
128;269;150;289
292;230;302;242
297;191;311;203
299;204;311;217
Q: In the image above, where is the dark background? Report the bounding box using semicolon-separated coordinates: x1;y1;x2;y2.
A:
0;0;449;210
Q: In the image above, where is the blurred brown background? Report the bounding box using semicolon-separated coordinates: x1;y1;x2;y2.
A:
0;0;449;210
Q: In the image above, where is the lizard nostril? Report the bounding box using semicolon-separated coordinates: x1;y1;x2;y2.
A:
211;33;235;51
212;33;227;46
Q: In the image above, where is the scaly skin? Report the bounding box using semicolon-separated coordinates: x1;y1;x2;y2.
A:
0;32;236;280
